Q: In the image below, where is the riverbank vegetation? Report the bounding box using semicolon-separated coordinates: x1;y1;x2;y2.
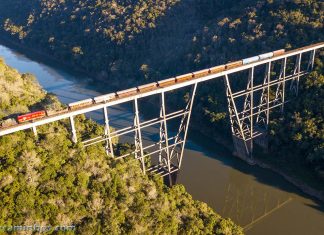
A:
0;59;242;233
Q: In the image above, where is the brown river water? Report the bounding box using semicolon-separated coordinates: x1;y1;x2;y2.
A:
1;44;323;235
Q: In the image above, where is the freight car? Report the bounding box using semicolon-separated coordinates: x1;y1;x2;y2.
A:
209;65;226;74
258;52;274;60
132;48;286;91
192;69;210;79
68;98;93;110
158;77;176;87
225;61;243;70
176;73;192;83
273;49;285;57
93;93;116;103
46;108;69;116
242;56;260;65
242;49;285;65
137;82;158;93
116;87;138;98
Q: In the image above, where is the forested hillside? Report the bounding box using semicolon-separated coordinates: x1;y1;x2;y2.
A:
0;0;182;83
0;58;242;234
0;1;322;77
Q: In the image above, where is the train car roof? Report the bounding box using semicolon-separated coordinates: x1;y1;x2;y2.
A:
69;98;93;106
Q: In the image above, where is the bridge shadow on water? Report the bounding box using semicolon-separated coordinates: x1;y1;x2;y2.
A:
180;129;324;214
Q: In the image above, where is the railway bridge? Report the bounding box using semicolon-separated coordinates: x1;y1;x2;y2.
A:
0;42;323;182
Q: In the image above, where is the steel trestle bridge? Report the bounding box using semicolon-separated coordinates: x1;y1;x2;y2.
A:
0;42;323;181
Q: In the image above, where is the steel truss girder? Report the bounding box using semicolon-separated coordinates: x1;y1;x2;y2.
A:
289;53;302;96
170;83;198;170
273;58;286;108
82;108;189;147
231;71;307;99
158;91;172;182
224;73;252;161
255;61;271;129
241;67;254;138
307;49;316;71
0;43;322;181
152;83;198;179
103;106;114;157
133;98;146;174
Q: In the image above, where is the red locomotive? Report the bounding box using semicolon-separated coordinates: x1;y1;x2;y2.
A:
17;110;46;123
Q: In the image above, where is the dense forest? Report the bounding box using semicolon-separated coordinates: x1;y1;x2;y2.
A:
0;58;242;234
0;0;323;192
0;1;322;81
269;58;324;183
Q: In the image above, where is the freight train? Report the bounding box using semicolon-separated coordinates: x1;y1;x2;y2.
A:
0;49;285;128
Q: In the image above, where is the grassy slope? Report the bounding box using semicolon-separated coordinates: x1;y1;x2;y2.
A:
0;59;242;234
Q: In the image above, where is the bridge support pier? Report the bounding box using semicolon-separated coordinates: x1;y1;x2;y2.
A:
163;171;179;187
149;82;198;182
159;91;172;184
176;83;197;169
253;129;269;152
103;106;114;157
32;126;38;137
168;83;198;172
224;49;311;163
133;98;146;174
224;70;255;163
69;116;77;144
232;135;253;162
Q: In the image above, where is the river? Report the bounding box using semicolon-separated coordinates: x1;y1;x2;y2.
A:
1;44;323;235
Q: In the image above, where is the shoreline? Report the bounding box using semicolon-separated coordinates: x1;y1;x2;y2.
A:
0;36;98;82
1;36;323;204
254;159;324;202
0;35;141;90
